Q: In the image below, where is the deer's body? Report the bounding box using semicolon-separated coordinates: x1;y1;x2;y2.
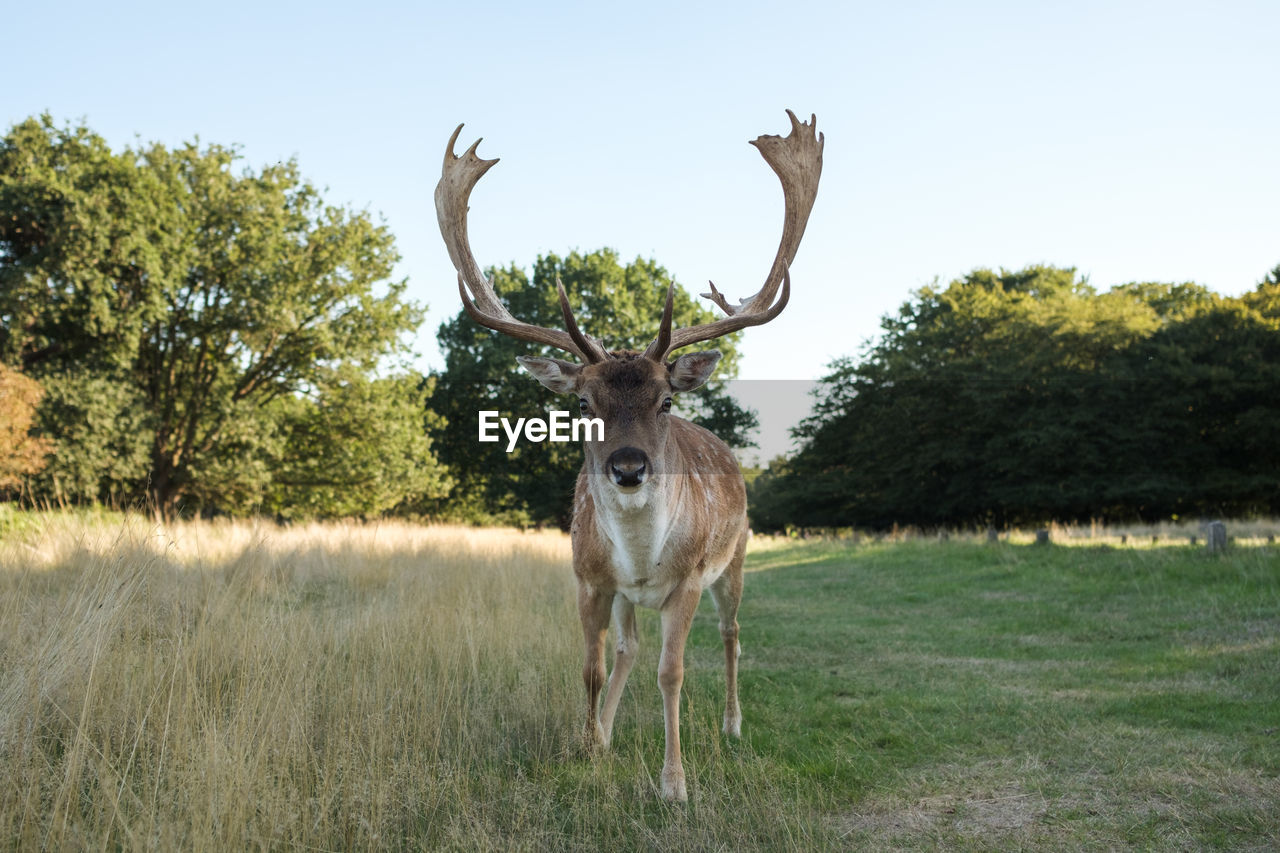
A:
435;111;822;801
571;413;749;801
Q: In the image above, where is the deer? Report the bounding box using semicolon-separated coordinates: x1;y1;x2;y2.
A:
434;110;823;801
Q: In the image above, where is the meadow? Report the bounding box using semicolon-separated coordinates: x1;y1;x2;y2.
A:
0;511;1277;850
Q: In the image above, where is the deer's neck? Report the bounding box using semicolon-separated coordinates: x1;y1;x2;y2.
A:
588;454;691;603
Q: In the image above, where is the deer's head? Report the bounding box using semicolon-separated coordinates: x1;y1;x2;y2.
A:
435;112;823;498
514;350;722;498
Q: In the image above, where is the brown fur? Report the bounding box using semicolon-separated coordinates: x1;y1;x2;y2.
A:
437;110;824;803
570;417;746;590
560;356;748;802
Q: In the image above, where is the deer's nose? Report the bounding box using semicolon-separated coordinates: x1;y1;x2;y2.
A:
607;447;649;488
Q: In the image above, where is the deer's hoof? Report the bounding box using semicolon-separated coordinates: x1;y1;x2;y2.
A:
584;720;608;753
660;768;688;802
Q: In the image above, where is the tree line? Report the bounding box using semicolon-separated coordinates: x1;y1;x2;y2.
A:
3;116;1276;528
0;116;753;525
749;265;1280;530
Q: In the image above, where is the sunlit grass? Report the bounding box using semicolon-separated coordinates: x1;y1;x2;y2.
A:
1;516;581;849
0;514;823;850
1;511;1277;849
756;516;1280;548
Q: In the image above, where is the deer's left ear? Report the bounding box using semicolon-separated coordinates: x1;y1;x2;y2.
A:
517;356;582;393
668;350;722;392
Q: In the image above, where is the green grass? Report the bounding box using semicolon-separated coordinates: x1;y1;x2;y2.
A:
1;515;1277;850
733;538;1280;849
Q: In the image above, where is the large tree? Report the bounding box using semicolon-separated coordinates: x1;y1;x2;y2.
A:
756;264;1280;530
0;115;445;517
429;249;757;528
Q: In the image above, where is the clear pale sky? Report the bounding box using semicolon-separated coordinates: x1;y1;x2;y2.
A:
6;0;1278;454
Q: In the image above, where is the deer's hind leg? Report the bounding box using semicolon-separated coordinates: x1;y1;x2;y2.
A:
709;529;747;738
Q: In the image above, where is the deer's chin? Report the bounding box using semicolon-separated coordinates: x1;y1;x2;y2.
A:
609;482;650;510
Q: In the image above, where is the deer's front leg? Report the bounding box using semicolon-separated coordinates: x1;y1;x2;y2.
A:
599;595;637;747
657;581;702;802
578;582;612;749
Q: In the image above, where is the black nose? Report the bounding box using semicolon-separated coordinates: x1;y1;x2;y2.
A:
607;447;648;488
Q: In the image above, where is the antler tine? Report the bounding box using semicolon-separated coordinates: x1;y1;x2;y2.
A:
556;277;605;362
648;110;822;361
641;282;676;361
436;124;607;363
657;263;792;358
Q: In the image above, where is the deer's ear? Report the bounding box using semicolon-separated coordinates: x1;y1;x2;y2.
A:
668;350;721;392
516;356;582;393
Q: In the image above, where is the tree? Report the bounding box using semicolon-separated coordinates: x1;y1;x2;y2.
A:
263;374;452;519
785;266;1163;527
754;264;1280;530
0;363;51;492
430;249;757;528
1113;291;1280;517
0;115;437;517
29;370;151;506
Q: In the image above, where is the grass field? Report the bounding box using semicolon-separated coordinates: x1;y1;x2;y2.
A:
1;512;1277;850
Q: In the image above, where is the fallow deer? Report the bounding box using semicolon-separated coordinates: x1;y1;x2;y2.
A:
435;110;823;801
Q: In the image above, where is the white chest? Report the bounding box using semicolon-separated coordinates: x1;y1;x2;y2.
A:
594;497;677;609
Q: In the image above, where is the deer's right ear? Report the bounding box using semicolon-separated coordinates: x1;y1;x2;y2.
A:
516;356;582;393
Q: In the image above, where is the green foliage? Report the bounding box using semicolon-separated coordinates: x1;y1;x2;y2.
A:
743;454;794;531
30;369;151;504
756;264;1280;529
430;249;757;528
265;374;452;519
0;115;440;517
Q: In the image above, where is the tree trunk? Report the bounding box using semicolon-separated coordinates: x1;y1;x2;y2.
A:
149;458;182;522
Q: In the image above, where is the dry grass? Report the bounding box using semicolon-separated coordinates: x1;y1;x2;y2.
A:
0;515;588;850
1013;518;1280;547
0;514;827;850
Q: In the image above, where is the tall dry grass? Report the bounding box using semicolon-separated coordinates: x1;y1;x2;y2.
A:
1;515;823;850
0;516;589;849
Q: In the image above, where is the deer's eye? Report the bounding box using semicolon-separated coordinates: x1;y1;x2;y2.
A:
660;397;673;414
579;398;590;414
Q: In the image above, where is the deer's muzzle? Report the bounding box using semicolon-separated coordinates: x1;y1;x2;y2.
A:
607;447;649;489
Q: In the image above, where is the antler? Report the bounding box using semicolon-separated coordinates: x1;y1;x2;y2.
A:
435;124;608;363
643;110;823;362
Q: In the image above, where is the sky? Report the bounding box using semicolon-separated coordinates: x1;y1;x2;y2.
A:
6;0;1278;458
